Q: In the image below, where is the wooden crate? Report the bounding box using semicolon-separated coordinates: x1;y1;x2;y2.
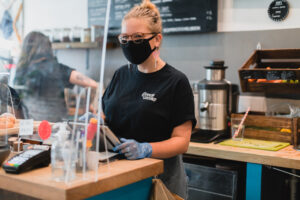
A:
239;49;300;94
294;118;300;149
231;113;300;145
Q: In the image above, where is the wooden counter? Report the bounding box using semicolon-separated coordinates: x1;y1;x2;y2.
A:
187;142;300;170
0;158;163;200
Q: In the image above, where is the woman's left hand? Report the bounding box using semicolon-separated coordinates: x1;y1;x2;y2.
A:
113;138;152;160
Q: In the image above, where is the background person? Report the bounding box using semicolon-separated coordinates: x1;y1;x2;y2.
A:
14;31;98;122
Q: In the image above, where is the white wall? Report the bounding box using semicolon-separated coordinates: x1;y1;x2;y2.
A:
23;0;100;80
24;0;87;34
22;0;300;85
218;0;300;32
24;0;300;35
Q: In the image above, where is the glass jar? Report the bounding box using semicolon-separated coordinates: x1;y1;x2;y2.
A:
60;28;71;43
51;128;76;182
81;28;91;43
91;25;104;42
70;27;82;42
43;29;53;42
52;29;61;43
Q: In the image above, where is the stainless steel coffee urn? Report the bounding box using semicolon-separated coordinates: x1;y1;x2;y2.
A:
192;61;230;143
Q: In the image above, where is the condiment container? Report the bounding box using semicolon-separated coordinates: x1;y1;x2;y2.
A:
43;29;53;42
91;25;104;42
70;27;82;42
81;28;91;43
52;28;61;43
60;28;71;43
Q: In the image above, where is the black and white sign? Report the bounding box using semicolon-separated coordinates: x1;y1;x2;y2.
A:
268;0;289;22
88;0;218;36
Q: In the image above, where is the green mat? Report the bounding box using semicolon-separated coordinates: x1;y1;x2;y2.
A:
219;138;290;151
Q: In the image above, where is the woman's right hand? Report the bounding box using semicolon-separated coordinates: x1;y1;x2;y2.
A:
113;138;152;160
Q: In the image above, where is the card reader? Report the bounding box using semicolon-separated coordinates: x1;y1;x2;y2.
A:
3;145;50;174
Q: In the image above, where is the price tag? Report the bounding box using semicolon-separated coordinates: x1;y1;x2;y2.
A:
19;119;34;136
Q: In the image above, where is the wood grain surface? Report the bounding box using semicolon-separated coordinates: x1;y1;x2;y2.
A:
0;158;163;200
187;142;300;170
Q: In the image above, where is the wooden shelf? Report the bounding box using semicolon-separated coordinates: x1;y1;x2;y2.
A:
52;42;101;49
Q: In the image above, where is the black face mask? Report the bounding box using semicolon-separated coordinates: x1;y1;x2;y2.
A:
120;35;157;65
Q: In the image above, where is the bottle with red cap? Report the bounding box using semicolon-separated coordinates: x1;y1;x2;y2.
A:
86;118;98;148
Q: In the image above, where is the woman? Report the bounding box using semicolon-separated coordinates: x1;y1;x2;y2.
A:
102;0;196;199
14;31;98;122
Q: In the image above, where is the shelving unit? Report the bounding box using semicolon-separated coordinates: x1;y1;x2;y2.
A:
51;42;102;70
51;41;118;70
51;42;101;50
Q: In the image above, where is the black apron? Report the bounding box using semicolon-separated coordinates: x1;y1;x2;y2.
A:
158;154;188;199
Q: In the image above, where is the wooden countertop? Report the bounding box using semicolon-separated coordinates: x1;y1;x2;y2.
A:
187;142;300;170
0;158;163;200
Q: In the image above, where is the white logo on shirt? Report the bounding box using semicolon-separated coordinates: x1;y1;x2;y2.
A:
141;92;157;102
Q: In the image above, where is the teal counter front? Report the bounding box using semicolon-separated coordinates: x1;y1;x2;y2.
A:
187;142;300;200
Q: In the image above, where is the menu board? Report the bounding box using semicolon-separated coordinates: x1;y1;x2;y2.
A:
88;0;217;36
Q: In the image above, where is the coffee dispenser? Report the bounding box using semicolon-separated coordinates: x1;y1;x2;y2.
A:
192;61;231;143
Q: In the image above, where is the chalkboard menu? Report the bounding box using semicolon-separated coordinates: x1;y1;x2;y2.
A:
88;0;217;36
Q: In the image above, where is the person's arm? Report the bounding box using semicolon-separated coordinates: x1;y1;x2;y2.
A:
150;120;192;158
115;120;192;160
69;70;98;88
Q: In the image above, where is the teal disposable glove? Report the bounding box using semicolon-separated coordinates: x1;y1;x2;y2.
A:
113;138;152;160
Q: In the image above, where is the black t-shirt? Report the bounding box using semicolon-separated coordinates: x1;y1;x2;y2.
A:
102;63;196;143
15;58;74;122
15;58;74;97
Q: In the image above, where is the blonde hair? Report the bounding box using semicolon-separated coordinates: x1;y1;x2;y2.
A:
123;0;162;33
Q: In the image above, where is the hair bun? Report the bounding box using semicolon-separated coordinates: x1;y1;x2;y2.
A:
123;0;162;34
141;0;156;10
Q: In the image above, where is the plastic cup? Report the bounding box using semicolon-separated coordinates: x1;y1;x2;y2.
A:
231;118;245;141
